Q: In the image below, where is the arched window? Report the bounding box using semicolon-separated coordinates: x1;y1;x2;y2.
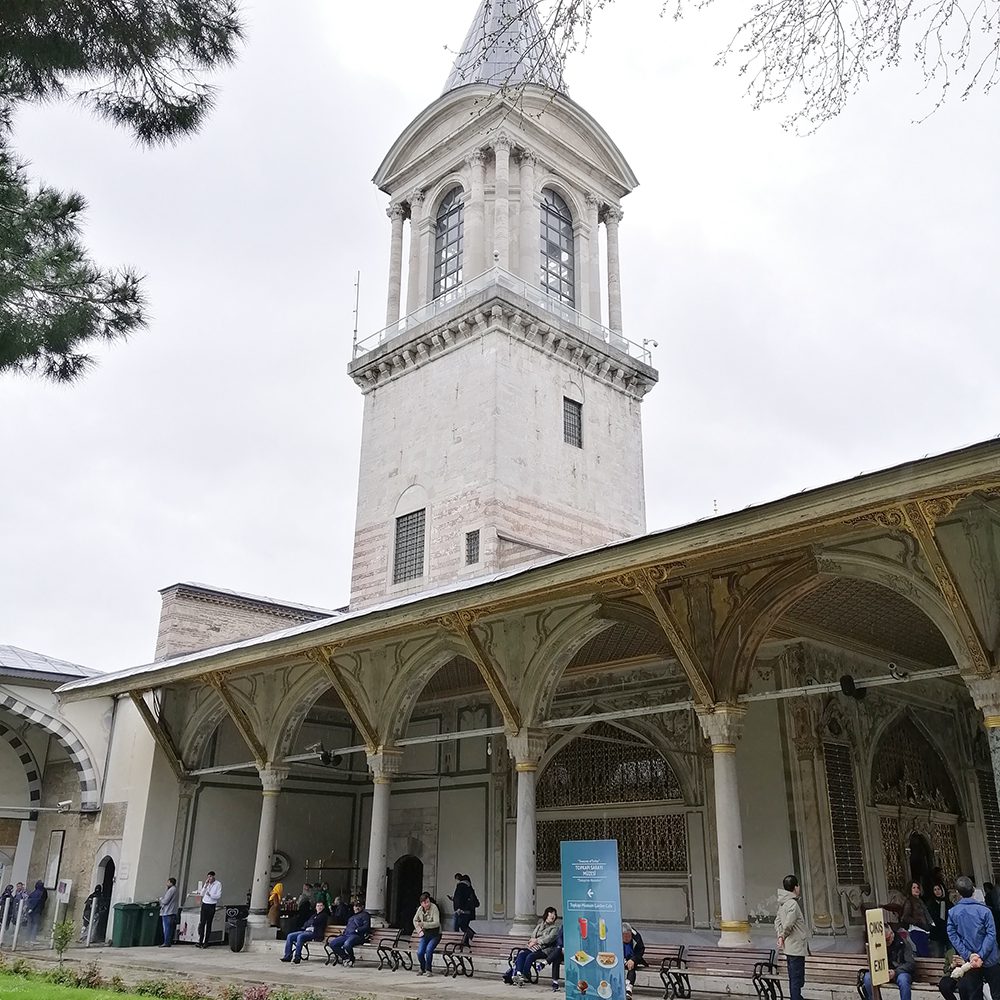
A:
540;188;575;307
433;186;464;299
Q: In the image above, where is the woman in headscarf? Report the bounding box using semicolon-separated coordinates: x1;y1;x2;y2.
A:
267;881;284;927
25;880;47;940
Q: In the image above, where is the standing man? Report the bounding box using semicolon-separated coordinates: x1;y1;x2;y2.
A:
159;877;178;947
947;875;1000;1000
775;874;811;1000
191;870;223;948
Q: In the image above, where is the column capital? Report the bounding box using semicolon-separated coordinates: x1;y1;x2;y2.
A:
407;189;425;212
386;201;406;222
602;204;624;225
492;130;513;152
519;148;537;168
584;191;601;210
259;764;289;793
507;729;547;771
696;705;746;750
367;747;403;783
468;147;486;167
967;676;1000;726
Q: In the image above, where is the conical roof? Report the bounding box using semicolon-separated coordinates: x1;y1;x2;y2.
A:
444;0;567;95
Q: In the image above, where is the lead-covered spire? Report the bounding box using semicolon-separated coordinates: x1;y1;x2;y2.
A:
444;0;567;95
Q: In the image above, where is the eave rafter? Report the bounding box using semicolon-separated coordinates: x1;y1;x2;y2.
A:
129;691;188;780
305;646;380;752
206;672;267;768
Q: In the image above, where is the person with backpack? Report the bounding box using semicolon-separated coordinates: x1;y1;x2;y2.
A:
450;872;479;942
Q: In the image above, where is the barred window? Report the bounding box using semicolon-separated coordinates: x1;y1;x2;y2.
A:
563;397;582;448
978;770;1000;877
537;815;688;873
393;509;426;584
433;186;464;299
824;742;866;883
465;529;480;565
540;188;574;306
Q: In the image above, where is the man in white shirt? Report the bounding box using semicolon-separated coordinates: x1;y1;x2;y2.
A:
192;871;223;948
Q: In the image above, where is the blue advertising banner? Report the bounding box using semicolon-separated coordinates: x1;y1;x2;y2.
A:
560;840;625;1000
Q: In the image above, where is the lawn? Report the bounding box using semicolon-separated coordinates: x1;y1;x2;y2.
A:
0;973;151;1000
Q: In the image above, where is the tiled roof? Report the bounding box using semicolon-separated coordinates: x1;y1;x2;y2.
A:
0;645;98;681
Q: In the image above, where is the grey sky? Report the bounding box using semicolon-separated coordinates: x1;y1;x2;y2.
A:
1;2;997;672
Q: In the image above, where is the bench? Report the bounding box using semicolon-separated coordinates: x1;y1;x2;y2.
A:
300;923;344;961
664;946;778;1000
369;929;472;975
762;952;943;1000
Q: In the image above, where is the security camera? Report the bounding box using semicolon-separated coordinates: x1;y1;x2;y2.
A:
888;662;909;681
304;741;324;754
642;339;659;348
56;800;72;812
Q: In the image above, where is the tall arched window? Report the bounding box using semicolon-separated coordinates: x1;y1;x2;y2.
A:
540;188;575;307
433;186;465;299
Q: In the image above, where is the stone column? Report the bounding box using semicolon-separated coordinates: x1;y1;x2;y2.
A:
492;132;512;270
385;202;406;326
366;749;402;925
169;779;198;887
466;149;486;279
604;205;624;334
698;706;751;946
967;677;1000;808
248;765;289;929
585;193;602;321
405;190;425;314
508;729;547;934
517;150;537;282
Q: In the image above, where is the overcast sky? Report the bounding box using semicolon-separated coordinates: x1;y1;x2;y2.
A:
1;2;998;672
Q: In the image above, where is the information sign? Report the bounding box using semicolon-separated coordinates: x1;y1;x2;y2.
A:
56;878;73;904
561;840;626;1000
866;907;890;988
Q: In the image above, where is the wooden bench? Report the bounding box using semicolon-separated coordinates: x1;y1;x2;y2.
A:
368;929;471;975
665;946;778;999
300;923;344;961
762;952;943;1000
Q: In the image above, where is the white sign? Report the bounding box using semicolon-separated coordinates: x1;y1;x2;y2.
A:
866;908;890;988
56;879;73;904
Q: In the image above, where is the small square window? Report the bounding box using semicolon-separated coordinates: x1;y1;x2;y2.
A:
393;509;426;583
465;529;480;565
563;397;583;448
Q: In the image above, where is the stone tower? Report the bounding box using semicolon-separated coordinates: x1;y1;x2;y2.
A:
348;0;658;609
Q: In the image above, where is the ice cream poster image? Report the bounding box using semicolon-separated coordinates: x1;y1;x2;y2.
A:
560;840;625;999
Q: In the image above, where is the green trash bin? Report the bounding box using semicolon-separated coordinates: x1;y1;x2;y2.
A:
137;901;162;946
111;903;142;947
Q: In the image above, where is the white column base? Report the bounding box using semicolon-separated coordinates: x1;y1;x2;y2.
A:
718;922;752;947
510;915;537;936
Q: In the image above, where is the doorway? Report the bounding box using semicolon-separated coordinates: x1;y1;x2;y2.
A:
92;856;115;939
390;855;423;931
908;833;935;894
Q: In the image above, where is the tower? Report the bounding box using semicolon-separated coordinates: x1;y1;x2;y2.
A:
348;0;659;609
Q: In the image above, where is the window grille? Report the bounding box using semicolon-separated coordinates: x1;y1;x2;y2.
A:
540;189;575;306
433;186;464;299
824;742;866;883
393;509;426;584
871;716;959;812
978;770;1000;877
563;397;583;448
465;529;480;565
537;814;688;872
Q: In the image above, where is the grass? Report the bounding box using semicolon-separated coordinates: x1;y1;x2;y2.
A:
0;974;151;1000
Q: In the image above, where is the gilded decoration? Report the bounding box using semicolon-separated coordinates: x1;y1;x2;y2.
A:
538;723;682;807
872;717;959;813
930;823;961;883
537;814;688;872
880;816;904;888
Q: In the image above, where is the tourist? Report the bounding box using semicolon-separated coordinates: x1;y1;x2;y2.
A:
450;872;477;941
984;881;1000;930
929;882;953;958
280;900;328;965
25;879;47;940
191;870;223;948
267;880;283;927
0;885;12;926
7;883;25;927
861;924;915;1000
901;880;933;956
291;882;313;932
331;895;351;924
937;948;964;1000
503;905;561;987
413;891;442;976
622;922;647;999
947;875;1000;999
326;899;371;966
775;874;811;1000
159;877;178;947
546;923;564;993
315;882;333;910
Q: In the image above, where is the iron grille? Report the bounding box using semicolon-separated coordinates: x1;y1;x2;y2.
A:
978;769;1000;877
393;509;426;584
537;814;688;872
465;529;480;565
563;397;582;448
824;742;866;883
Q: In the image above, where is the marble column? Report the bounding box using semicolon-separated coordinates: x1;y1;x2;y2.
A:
493;132;512;270
169;779;198;887
405;190;425;314
385;202;406;326
466;149;486;279
366;748;402;925
585;193;602;321
248;765;289;929
967;677;1000;809
517;150;537;283
508;729;547;934
698;706;751;946
604;205;624;334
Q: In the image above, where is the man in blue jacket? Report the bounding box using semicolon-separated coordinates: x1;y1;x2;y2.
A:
280;900;328;965
326;900;371;966
947;875;1000;1000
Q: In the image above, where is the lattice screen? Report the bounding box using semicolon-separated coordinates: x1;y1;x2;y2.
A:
978;770;1000;877
536;814;688;872
824;742;866;883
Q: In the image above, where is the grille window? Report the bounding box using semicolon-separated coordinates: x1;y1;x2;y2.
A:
978;769;1000;877
393;509;426;584
563;397;582;448
465;529;480;565
540;188;575;306
433;186;464;299
824;742;866;883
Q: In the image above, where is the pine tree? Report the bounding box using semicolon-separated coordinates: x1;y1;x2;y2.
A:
0;1;243;382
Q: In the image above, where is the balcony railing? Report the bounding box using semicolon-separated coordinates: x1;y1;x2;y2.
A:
353;267;652;366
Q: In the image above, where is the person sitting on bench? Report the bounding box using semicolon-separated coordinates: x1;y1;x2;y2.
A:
504;906;561;987
545;924;564;993
622;922;647;999
326;900;371;966
281;900;328;965
862;924;915;1000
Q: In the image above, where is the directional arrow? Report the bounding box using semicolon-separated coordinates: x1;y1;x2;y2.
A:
587;888;595;898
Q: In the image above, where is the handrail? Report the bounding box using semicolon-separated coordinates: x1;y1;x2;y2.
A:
353;267;652;366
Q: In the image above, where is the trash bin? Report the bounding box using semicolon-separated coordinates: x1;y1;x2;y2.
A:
226;905;250;952
137;901;162;946
111;903;143;948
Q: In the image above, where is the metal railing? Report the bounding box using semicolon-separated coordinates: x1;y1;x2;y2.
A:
353;267;652;365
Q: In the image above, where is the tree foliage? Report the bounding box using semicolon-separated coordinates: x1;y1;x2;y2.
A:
0;1;242;382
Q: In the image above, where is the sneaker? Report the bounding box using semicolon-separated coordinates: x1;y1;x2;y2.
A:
292;957;301;965
345;959;355;967
552;982;560;993
514;973;525;987
280;957;291;963
416;970;425;976
426;969;433;976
